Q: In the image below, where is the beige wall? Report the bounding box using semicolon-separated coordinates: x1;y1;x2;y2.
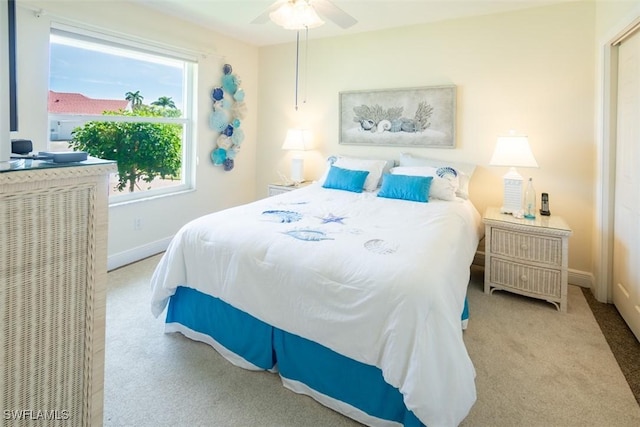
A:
257;2;596;274
16;1;259;267
596;0;640;37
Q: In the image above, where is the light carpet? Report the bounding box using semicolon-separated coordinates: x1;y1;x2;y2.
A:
104;255;640;426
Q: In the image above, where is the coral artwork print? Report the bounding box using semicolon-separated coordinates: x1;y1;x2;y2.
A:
340;86;456;148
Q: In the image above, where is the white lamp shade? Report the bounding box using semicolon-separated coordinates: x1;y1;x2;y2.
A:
270;1;325;30
281;128;313;151
489;135;539;168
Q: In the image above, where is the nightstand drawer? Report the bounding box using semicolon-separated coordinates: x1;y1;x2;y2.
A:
490;228;562;267
489;257;562;298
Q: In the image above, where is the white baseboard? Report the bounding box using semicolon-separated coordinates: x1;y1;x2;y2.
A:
107;237;172;271
567;269;594;288
472;251;594;288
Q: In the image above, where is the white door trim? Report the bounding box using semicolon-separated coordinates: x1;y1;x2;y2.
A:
596;7;640;303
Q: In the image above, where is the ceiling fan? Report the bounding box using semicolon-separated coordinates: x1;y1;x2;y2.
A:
252;0;358;30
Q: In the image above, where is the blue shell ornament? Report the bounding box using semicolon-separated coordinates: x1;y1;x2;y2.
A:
220;99;232;110
223;158;234;171
211;87;224;101
223;63;233;75
211;148;227;165
233;88;245;102
222;74;238;94
231;128;244;146
223;124;234;137
209;110;229;132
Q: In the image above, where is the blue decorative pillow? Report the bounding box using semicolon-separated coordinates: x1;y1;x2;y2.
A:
377;174;433;203
322;166;370;193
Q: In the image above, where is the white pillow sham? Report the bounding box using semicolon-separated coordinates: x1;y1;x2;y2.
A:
398;153;476;199
319;156;389;192
390;166;458;201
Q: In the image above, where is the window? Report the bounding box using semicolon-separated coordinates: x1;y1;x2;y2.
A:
48;24;196;204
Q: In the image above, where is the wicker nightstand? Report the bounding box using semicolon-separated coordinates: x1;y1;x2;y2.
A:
483;207;572;312
267;182;311;197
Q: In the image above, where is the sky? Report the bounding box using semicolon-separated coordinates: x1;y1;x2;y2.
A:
49;38;185;111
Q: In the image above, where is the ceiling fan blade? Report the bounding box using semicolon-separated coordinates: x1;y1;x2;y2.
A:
311;0;357;29
251;0;287;24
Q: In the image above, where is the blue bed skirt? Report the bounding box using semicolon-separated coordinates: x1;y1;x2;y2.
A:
166;286;470;427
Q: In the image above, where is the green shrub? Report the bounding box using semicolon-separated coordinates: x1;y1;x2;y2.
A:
70;106;182;193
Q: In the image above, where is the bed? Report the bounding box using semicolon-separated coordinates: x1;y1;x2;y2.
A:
150;155;483;427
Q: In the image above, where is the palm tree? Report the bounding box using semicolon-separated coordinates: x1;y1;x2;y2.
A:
151;96;176;109
125;91;144;110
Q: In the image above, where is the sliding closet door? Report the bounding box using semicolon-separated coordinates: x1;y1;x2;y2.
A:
613;29;640;341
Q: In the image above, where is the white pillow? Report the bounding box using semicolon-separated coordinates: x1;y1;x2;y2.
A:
390;166;458;201
398;153;475;199
320;156;388;192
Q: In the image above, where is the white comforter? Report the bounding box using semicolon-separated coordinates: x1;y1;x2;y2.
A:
150;183;483;427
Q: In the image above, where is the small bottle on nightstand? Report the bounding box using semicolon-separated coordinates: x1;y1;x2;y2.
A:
524;177;536;219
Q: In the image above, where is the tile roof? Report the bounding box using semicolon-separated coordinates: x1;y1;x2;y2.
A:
48;90;129;114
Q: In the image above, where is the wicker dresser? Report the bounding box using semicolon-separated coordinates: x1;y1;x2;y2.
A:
483;207;572;312
1;159;115;426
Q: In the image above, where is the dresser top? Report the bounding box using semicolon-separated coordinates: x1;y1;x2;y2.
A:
1;157;116;186
1;156;115;173
483;207;572;235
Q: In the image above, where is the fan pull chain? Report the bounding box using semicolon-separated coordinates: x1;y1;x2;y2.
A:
294;27;310;111
303;26;309;106
295;30;300;110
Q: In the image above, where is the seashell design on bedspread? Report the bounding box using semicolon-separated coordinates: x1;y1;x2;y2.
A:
283;229;334;241
364;239;397;255
261;210;303;223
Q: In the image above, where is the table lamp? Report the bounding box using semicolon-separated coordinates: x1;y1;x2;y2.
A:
489;134;538;214
281;128;313;184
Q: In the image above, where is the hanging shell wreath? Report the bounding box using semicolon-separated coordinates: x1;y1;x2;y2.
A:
209;63;246;171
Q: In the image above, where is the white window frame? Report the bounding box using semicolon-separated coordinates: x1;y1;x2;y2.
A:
48;23;197;206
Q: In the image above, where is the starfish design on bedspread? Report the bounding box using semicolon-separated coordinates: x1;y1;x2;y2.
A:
317;213;347;224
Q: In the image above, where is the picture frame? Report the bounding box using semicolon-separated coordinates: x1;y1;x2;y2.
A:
339;85;456;148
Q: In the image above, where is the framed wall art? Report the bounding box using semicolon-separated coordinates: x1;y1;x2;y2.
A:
339;85;456;148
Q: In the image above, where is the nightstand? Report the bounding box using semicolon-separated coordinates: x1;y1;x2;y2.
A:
267;182;311;197
483;207;573;312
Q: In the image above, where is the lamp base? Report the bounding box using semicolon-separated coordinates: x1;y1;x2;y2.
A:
500;168;524;214
290;157;304;184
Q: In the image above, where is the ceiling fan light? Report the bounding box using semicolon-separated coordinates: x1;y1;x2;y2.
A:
270;1;325;30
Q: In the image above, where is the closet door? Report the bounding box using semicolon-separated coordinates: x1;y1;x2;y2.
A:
613;29;640;340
